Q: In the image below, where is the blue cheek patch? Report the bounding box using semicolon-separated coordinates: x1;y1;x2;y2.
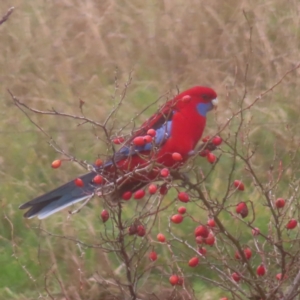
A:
197;103;213;117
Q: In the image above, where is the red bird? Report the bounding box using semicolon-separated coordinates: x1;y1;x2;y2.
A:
19;86;218;219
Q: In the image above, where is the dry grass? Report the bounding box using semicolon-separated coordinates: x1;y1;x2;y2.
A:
0;0;300;299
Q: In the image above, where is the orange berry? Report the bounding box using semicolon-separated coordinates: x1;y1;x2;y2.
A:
113;137;125;144
256;264;266;276
188;256;199;267
236;202;248;218
207;219;216;227
74;178;84;187
286;219;297;230
178;192;189;203
194;225;209;238
232;272;241;282
204;232;215;246
275;198;285;208
202;136;210;143
199;149;209;157
157;233;166;242
160;168;170;177
133;136;145;146
101;210;109;222
233;180;245;191
177;206;186;214
159;184;168;195
148;184;157;194
122;191;132;201
212;136;223;146
134;189;145;200
93;175;103;184
172;152;183;161
51;159;62;169
171;214;183;224
169;275;179;286
95;158;103;167
149;251;157;261
143;135;153;143
207;152;216;164
147;129;156;137
198;247;207;256
137;225;146;237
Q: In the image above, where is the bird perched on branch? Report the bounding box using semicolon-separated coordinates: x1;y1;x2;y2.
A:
19;86;218;219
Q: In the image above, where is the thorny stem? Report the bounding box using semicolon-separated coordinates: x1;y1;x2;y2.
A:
178;173;266;299
116;202;137;299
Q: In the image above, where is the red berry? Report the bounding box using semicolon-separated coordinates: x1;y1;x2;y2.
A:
205;232;215;246
128;225;137;235
157;233;166;243
178;192;189;203
177;206;186;214
202;136;210;143
195;236;204;244
233;180;245;191
160;168;170;177
252;227;260;236
137;225;146;237
148;184;158;194
101;210;109;223
244;248;252;260
235;251;241;260
93;175;103;184
74;178;84;187
198;247;207;256
286;219;297;230
122;191;132;201
95;158;103;167
188;256;199;267
235;248;252;260
212;136;223;146
149;251;157;261
194;225;209;238
133;136;145;146
199;149;210;157
51;159;62;169
276;273;287;280
143;135;153;143
171;214;183;224
169;275;179;286
177;277;184;286
207;219;216;227
134;189;145;200
232;272;241;282
207;152;216;164
256;264;266;276
172;152;183;161
236;202;248;218
159;184;168;195
113;137;124;144
220;298;228;300
275;198;285;208
147;129;156;137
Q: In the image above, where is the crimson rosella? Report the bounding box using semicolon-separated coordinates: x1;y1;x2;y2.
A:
20;86;218;219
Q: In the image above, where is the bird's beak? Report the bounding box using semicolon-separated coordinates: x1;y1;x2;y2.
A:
212;98;218;109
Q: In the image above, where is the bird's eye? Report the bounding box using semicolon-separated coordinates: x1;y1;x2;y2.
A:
202;94;209;101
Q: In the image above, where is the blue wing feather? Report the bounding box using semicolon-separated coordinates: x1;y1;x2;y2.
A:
111;120;173;163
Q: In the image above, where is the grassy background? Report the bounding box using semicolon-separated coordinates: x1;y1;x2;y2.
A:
0;0;300;299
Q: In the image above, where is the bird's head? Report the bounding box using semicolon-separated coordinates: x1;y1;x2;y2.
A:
174;86;218;117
